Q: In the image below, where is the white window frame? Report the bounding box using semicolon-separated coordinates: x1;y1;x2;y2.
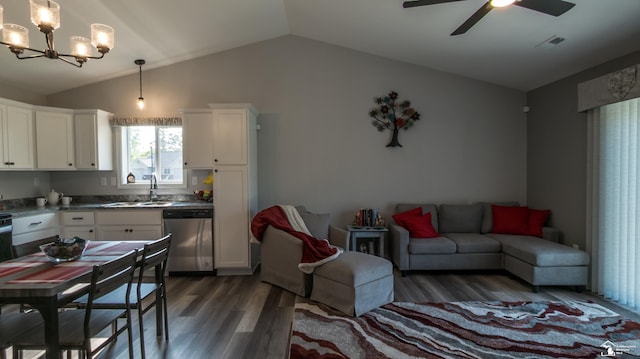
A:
114;126;187;190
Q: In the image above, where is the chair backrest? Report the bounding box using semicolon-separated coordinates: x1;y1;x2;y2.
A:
139;234;171;283
11;236;57;258
87;250;138;307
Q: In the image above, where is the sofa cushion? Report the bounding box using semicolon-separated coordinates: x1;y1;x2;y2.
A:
392;206;422;227
443;233;501;253
408;237;456;254
395;204;438;232
297;208;330;240
403;212;439;238
492;205;529;235
479;201;519;233
487;234;589;267
438;204;483;233
527;209;551;237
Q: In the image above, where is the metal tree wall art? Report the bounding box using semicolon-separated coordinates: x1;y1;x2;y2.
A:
369;91;421;147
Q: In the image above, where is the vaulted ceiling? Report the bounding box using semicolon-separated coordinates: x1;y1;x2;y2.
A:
1;0;639;95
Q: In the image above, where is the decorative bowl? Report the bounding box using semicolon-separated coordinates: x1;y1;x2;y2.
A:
40;237;88;262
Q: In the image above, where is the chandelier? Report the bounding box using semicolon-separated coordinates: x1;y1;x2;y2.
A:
0;0;114;67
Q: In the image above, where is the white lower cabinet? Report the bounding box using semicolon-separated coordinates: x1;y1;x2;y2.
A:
60;211;95;241
12;213;59;246
214;165;249;271
95;210;163;241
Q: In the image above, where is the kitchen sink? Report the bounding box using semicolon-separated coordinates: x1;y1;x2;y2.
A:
138;201;173;207
102;202;142;208
102;201;174;208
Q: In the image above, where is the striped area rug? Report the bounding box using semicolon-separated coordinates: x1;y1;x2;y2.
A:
290;301;640;359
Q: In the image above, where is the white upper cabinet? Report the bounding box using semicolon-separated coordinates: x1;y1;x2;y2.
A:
35;108;75;170
211;105;254;165
0;102;35;169
74;110;113;170
180;108;214;169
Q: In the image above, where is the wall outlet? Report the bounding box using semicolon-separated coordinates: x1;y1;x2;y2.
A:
191;176;198;186
100;177;107;186
572;244;579;249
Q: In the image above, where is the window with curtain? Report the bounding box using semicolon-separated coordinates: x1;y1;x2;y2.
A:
111;117;185;188
587;97;640;312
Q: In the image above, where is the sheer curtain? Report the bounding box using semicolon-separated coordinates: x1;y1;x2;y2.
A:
587;97;640;312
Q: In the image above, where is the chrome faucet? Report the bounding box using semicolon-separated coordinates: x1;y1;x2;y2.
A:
149;174;158;201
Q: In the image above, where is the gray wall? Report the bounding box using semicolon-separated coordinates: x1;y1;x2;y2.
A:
526;49;640;249
14;35;528;226
0;83;47;106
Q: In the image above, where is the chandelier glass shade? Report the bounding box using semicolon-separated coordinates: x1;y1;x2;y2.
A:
0;0;114;67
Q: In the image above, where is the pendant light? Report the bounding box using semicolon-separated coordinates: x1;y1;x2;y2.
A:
135;59;145;110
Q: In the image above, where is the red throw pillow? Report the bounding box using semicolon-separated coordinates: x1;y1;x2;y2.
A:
528;209;551;237
492;205;529;235
403;212;440;238
392;207;422;227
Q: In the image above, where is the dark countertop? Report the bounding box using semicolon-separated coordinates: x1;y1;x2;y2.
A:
8;201;213;218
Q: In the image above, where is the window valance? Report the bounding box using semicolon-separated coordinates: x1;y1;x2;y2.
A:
578;64;639;112
109;117;182;127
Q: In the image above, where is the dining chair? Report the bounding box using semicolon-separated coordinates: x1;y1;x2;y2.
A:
76;234;172;359
10;236;57;258
0;311;42;359
12;250;139;359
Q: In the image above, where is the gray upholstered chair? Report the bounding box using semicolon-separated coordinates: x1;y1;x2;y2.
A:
260;206;349;297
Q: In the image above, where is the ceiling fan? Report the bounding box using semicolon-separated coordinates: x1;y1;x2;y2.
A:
403;0;575;36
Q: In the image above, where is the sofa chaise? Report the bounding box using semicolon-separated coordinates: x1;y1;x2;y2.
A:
389;203;590;292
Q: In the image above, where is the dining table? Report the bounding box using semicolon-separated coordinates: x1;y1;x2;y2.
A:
0;240;151;359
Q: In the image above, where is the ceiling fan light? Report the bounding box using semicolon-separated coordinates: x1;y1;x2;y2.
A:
29;0;60;32
2;23;29;48
490;0;516;7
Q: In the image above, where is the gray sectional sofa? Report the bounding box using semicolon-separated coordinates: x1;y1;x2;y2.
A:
389;203;590;292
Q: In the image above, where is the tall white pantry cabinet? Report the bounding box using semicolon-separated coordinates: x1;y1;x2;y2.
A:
183;104;258;275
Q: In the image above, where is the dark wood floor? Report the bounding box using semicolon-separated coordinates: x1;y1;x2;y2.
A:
17;268;640;359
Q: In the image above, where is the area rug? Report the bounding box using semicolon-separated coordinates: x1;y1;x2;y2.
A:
290;301;640;359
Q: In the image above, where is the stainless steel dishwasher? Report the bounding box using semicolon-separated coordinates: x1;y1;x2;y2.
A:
163;208;215;275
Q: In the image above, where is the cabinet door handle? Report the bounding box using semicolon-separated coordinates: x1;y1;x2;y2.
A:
214;169;218;173
72;217;84;220
68;163;73;166
214;158;218;162
29;221;43;226
89;229;94;233
91;163;95;166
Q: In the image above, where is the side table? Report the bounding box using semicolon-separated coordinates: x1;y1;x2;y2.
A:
347;225;388;257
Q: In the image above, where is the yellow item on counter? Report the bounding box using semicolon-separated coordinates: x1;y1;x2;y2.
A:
203;172;213;185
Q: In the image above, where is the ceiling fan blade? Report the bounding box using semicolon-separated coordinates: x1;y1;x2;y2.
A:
403;0;466;9
514;0;575;16
451;1;492;35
